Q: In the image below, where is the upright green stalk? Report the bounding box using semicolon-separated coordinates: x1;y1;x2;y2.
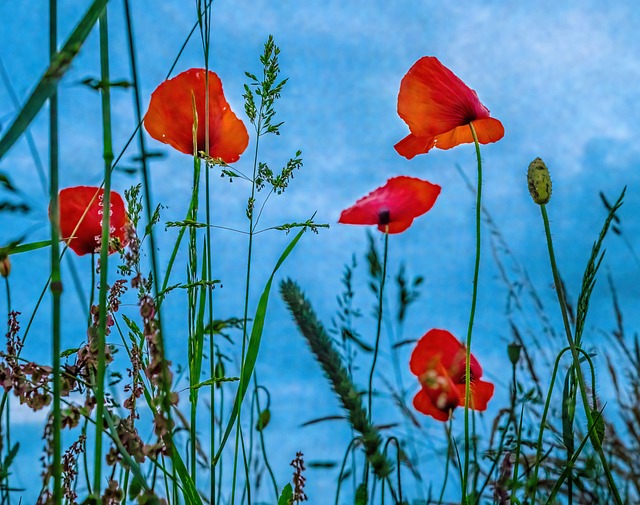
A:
230;117;260;505
93;9;113;500
48;0;62;501
368;229;389;422
462;122;482;504
195;2;218;499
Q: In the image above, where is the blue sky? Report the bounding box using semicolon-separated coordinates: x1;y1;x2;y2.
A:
1;0;640;502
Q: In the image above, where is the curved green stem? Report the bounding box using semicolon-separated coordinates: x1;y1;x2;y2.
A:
381;436;403;505
462;122;482;504
539;204;622;505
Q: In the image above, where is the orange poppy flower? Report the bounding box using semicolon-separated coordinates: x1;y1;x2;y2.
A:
338;176;441;234
395;57;504;160
57;186;129;256
410;329;494;421
144;69;249;163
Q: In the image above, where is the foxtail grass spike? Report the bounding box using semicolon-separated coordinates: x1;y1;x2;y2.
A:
280;278;392;479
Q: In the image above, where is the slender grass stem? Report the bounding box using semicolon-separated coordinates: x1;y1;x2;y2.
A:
539;204;622;504
3;277;10;504
368;229;389;422
48;0;62;501
93;8;113;499
216;378;224;505
462;122;482;504
230;108;262;505
196;3;218;499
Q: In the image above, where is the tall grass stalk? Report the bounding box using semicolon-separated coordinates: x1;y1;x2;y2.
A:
92;7;113;499
230;102;261;505
48;0;62;501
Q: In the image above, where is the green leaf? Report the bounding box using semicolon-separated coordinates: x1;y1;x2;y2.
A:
0;0;109;160
213;226;306;464
0;239;52;257
0;173;16;192
191;376;239;390
171;449;204;505
60;347;80;358
277;483;293;505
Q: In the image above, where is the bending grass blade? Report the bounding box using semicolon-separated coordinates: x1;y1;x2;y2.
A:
213;226;307;464
0;0;108;160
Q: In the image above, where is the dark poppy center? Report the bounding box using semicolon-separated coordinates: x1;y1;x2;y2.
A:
378;209;391;225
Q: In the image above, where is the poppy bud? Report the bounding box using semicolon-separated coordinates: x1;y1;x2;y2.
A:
527;157;552;205
507;342;522;365
255;408;271;432
0;256;10;278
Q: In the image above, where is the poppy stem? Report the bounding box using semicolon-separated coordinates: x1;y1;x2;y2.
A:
368;228;389;423
461;122;482;504
538;204;623;504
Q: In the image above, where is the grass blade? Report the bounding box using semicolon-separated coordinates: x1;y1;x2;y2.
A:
213;226;306;464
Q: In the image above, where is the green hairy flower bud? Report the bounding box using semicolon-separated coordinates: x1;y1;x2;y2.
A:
527;157;552;205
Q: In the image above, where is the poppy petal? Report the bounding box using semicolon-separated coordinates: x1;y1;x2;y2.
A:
393;133;436;159
413;389;451;422
395;56;503;158
144;69;249;163
338;176;441;234
455;379;495;412
433;118;505;151
379;218;413;234
409;329;464;377
57;186;128;256
397;57;490;138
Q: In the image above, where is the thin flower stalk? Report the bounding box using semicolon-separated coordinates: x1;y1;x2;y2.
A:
368;229;389;422
462;121;482;504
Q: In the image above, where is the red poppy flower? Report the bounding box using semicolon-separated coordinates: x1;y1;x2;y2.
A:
395;57;504;160
57;186;129;256
410;329;494;422
338;176;441;234
144;68;249;163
